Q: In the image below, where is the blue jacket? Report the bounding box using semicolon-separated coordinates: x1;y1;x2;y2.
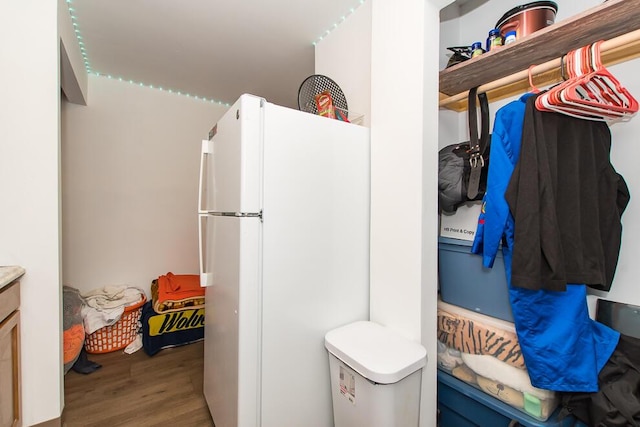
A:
471;93;619;392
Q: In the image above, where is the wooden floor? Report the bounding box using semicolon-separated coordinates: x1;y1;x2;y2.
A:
63;341;215;427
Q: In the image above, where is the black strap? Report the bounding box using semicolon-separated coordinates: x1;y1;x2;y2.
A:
467;87;480;153
467;88;490;199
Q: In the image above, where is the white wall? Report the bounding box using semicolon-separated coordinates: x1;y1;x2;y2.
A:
58;0;87;105
61;75;228;297
0;2;63;425
316;1;451;425
439;0;640;309
314;1;372;127
593;60;640;307
421;2;453;424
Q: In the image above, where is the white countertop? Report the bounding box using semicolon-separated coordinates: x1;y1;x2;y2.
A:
0;266;25;290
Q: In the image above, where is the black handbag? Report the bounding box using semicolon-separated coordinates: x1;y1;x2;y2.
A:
438;87;490;213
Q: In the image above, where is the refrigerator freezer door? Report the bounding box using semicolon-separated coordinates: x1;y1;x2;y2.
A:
199;94;263;215
202;214;261;427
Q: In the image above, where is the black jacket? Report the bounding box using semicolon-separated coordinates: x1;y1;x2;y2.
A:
560;334;640;426
505;95;630;291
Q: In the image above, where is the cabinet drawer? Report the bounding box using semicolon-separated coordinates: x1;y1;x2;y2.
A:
0;281;20;323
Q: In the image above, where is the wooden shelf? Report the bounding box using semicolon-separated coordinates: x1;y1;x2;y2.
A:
439;0;640;101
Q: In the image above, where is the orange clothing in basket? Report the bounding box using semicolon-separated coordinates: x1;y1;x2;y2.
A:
63;324;85;364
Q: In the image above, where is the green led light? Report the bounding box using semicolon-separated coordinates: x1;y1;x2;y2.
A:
312;1;365;46
91;75;229;105
65;2;238;107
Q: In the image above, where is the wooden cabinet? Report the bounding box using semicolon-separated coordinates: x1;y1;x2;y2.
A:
0;280;20;427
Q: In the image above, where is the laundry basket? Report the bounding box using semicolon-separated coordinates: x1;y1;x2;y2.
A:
85;295;147;354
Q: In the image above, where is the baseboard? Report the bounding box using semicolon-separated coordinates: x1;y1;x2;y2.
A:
31;415;62;427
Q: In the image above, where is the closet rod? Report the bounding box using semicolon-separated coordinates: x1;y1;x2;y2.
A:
439;28;640;109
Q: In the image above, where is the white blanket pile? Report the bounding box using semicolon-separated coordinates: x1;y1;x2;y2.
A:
81;285;145;334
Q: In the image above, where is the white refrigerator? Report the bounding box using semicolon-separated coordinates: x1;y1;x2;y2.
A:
198;94;370;427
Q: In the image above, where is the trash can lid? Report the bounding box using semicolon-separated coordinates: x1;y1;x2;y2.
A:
324;321;427;384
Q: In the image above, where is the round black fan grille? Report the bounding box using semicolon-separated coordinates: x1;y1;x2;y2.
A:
297;74;348;118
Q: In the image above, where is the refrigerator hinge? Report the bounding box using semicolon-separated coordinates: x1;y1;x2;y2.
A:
201;139;213;154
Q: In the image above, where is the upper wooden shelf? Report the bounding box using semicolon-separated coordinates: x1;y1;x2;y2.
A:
439;0;640;98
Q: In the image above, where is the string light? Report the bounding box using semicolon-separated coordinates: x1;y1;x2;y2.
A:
312;1;365;46
64;0;231;107
65;0;363;102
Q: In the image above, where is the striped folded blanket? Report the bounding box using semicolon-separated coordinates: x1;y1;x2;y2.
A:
151;273;205;314
437;307;525;370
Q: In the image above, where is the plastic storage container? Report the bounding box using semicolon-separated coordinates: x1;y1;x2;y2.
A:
438;370;586;427
325;321;427;427
438;236;513;322
437;300;559;421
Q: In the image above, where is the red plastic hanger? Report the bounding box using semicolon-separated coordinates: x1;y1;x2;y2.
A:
528;64;541;94
561;42;637;115
535;47;610;120
536;42;638;123
554;45;627;120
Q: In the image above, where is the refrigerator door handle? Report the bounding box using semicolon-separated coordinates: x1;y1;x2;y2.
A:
204;211;263;220
198;214;213;287
198;139;214;214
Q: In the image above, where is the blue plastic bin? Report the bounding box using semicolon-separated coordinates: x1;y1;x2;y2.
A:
438;237;513;322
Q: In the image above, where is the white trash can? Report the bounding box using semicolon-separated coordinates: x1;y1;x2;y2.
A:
324;321;427;427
